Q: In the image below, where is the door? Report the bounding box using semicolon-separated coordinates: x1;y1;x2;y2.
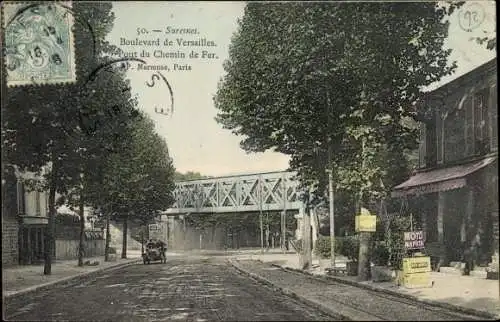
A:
443;189;466;263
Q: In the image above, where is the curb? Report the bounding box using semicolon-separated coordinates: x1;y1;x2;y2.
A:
228;259;350;321
272;264;499;320
4;258;142;301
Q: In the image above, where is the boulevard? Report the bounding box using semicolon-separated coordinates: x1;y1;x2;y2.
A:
3;255;333;321
4;252;487;321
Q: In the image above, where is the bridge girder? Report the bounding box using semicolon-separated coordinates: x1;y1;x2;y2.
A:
165;171;302;214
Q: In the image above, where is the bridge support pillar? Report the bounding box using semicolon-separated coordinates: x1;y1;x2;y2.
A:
294;211;318;248
294;213;303;240
298;205;313;270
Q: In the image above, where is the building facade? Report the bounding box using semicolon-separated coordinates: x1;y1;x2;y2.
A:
2;165;50;266
393;59;498;269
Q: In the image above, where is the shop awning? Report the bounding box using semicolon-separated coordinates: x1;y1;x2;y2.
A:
392;156;496;198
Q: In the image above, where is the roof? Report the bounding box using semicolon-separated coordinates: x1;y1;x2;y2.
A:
392;156;496;198
424;58;497;96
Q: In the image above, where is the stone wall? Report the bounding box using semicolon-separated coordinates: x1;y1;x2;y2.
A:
2;214;19;266
2;166;20;266
55;239;105;260
106;221;142;251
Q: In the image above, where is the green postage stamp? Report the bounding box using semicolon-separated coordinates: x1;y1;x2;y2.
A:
2;2;76;87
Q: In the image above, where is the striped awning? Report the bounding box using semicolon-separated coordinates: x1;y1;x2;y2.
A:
392;156;496;198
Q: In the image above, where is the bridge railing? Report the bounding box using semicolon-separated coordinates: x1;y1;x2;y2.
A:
166;171;302;214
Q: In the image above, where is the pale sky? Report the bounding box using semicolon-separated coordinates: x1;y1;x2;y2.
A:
106;1;496;177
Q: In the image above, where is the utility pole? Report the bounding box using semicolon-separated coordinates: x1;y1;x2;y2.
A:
259;175;264;253
325;88;336;269
328;170;335;268
282;173;287;253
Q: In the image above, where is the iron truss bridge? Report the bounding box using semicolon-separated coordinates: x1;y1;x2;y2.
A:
165;171;302;214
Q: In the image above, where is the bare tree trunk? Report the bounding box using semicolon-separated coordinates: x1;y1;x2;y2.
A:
105;211;111;262
78;190;85;267
122;215;128;259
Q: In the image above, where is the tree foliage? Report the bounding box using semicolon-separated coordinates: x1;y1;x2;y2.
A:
1;2;175;270
86;112;176;225
174;171;210;181
214;2;460;206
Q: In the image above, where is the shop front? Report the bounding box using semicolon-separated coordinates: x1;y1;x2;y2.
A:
392;156;498;269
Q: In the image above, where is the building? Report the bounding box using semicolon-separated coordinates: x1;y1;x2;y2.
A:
2;165;50;266
17;170;50;264
393;58;498;269
2;166;21;266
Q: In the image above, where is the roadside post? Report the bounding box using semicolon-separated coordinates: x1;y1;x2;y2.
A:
355;207;376;280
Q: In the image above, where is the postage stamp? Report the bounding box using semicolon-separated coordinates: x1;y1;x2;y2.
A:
2;2;76;87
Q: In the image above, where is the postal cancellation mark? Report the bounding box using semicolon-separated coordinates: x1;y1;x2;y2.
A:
2;2;76;87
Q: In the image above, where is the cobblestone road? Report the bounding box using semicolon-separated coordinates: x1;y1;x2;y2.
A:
233;260;485;321
3;256;335;321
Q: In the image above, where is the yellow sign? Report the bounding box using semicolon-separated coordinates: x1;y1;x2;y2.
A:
355;215;376;232
402;271;431;288
402;256;431;274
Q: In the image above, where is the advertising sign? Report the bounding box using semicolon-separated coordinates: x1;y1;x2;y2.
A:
404;230;425;250
402;256;431;274
354;208;377;232
355;215;377;232
148;223;160;231
355;207;376;232
148;223;163;240
402;271;431;289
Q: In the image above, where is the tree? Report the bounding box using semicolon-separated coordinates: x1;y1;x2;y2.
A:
84;112;175;259
214;2;461;278
174;171;210;181
1;2;136;273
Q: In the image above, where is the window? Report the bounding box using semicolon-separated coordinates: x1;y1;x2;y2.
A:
474;88;490;155
444;105;466;163
443;86;493;163
426;121;437;166
437;115;443;164
17;181;26;215
464;97;474;155
419;124;426;168
35;191;41;216
491;85;497;151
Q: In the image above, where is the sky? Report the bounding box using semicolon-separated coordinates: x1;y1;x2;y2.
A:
106;1;496;177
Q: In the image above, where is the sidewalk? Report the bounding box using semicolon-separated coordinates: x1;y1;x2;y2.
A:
2;250;143;298
234;252;500;319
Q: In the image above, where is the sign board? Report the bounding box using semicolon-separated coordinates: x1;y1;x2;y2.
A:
402;256;431;274
402;271;431;288
148;223;164;241
404;230;425;250
149;224;160;231
355;215;377;232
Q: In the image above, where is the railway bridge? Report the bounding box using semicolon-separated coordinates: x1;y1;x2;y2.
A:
160;171;317;250
166;171;302;214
